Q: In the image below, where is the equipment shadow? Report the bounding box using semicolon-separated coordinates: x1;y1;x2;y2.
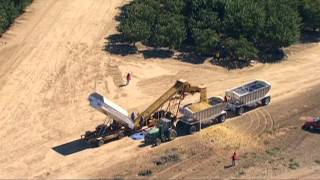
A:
301;127;320;134
52;139;95;156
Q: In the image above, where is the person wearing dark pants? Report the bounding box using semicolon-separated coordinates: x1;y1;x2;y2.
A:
232;152;237;167
126;72;132;86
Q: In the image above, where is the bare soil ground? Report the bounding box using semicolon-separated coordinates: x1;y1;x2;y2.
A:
0;0;320;179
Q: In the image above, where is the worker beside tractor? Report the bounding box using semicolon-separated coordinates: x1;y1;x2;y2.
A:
82;79;272;147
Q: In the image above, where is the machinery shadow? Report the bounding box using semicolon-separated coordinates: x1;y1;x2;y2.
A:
301;127;320;134
52;139;94;156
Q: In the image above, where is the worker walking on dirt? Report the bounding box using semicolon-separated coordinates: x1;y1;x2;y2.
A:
231;151;239;167
126;72;132;86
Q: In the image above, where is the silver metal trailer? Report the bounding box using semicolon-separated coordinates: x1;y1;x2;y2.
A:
225;80;271;115
82;92;134;147
88;92;135;129
177;97;227;134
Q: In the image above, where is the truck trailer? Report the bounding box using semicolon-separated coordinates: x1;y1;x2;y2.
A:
177;97;227;134
225;80;271;115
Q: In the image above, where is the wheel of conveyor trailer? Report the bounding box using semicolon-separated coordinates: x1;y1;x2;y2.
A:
88;139;96;146
98;139;104;147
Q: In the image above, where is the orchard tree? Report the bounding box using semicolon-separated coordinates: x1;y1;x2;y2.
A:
118;0;159;43
299;0;320;30
223;0;265;43
149;14;186;49
148;0;187;48
222;36;258;62
259;0;301;50
193;28;220;55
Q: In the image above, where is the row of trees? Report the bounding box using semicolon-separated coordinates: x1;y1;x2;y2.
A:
116;0;320;64
0;0;32;35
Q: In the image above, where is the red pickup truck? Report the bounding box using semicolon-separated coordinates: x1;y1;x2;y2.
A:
302;117;320;131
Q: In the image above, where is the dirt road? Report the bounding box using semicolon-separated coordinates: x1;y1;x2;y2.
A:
0;0;319;178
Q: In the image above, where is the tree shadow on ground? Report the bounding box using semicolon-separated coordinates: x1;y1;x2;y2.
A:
257;49;288;64
258;49;288;64
175;53;207;64
141;49;174;59
211;58;252;70
300;30;320;43
104;34;137;56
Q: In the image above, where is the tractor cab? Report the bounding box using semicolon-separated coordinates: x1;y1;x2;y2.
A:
144;118;177;146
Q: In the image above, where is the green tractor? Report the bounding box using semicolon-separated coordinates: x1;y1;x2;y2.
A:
144;118;177;146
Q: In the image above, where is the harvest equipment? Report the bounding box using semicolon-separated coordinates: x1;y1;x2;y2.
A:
225;80;271;115
82;79;207;146
82;79;272;147
144;118;177;146
177;97;227;134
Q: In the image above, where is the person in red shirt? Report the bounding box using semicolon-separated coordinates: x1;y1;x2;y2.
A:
126;72;132;86
231;151;239;166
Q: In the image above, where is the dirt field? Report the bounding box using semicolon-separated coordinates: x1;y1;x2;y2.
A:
0;0;320;179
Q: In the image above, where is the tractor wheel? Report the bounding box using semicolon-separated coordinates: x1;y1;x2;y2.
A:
189;126;197;135
155;138;162;146
237;107;245;115
262;97;271;106
168;129;177;141
219;114;227;123
98;139;104;147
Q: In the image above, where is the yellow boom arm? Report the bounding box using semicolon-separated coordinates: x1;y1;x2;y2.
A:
133;79;207;129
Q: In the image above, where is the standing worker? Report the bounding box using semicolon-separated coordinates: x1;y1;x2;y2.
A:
126;72;132;86
231;151;239;167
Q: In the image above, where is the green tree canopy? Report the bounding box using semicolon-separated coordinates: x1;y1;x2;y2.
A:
0;0;32;35
299;0;320;30
115;0;318;66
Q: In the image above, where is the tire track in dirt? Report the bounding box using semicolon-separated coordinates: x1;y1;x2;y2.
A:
0;42;59;166
247;110;261;136
255;109;269;136
165;108;274;179
240;111;255;134
0;0;66;118
0;0;62;86
107;61;125;87
261;108;275;132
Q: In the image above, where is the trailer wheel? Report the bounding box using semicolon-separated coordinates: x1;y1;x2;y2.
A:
117;132;125;139
309;126;314;131
168;129;177;141
262;97;271;106
98;139;104;147
237;107;245;115
88;139;96;146
189;126;197;134
219;114;227;123
155;138;162;146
